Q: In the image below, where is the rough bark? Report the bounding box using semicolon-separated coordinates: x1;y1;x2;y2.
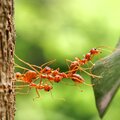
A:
0;0;15;120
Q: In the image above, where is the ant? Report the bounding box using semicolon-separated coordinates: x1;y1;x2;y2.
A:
15;54;68;85
66;48;102;78
15;54;55;82
14;49;98;98
15;82;53;99
15;54;56;75
30;82;53;92
29;82;53;98
15;70;39;94
15;70;38;84
40;67;67;83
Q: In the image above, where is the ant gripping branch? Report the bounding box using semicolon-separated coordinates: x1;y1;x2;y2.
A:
29;82;53;92
66;48;102;78
16;82;53;99
15;70;38;84
15;54;68;93
27;60;68;83
15;54;55;82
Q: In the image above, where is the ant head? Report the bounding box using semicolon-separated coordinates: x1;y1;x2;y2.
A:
42;66;52;74
90;48;101;55
44;84;53;91
45;66;51;71
15;72;22;79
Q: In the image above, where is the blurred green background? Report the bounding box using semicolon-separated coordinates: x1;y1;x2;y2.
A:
15;0;120;120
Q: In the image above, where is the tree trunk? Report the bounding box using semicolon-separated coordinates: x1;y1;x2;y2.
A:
0;0;15;120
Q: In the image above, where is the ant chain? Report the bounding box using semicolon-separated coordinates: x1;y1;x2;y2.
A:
15;47;106;98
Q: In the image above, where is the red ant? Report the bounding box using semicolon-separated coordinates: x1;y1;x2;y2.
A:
15;70;38;84
15;63;66;85
29;82;53;99
40;66;53;74
15;54;68;94
15;54;55;82
16;82;53;99
30;62;68;83
40;68;67;83
29;82;53;92
14;51;96;98
15;54;56;75
66;48;102;78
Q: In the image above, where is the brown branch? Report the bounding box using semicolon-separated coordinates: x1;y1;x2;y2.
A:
0;0;15;120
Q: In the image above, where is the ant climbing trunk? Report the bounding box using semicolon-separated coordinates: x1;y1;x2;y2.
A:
0;0;16;120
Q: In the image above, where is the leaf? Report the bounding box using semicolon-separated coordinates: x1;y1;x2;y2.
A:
91;40;120;118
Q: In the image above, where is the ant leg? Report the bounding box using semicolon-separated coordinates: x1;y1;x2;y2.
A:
65;59;73;69
40;59;56;68
78;67;102;78
15;63;31;71
82;61;97;77
14;54;39;74
45;79;53;85
31;59;56;71
15;84;29;87
35;88;40;98
65;59;73;63
15;86;31;95
80;63;94;71
33;88;40;100
65;66;79;75
89;61;95;67
31;64;42;71
15;80;27;83
39;77;43;84
31;76;39;83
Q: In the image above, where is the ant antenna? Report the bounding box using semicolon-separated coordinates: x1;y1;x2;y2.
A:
31;59;56;70
40;59;56;68
96;46;115;53
78;67;102;78
15;63;31;71
14;54;39;74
